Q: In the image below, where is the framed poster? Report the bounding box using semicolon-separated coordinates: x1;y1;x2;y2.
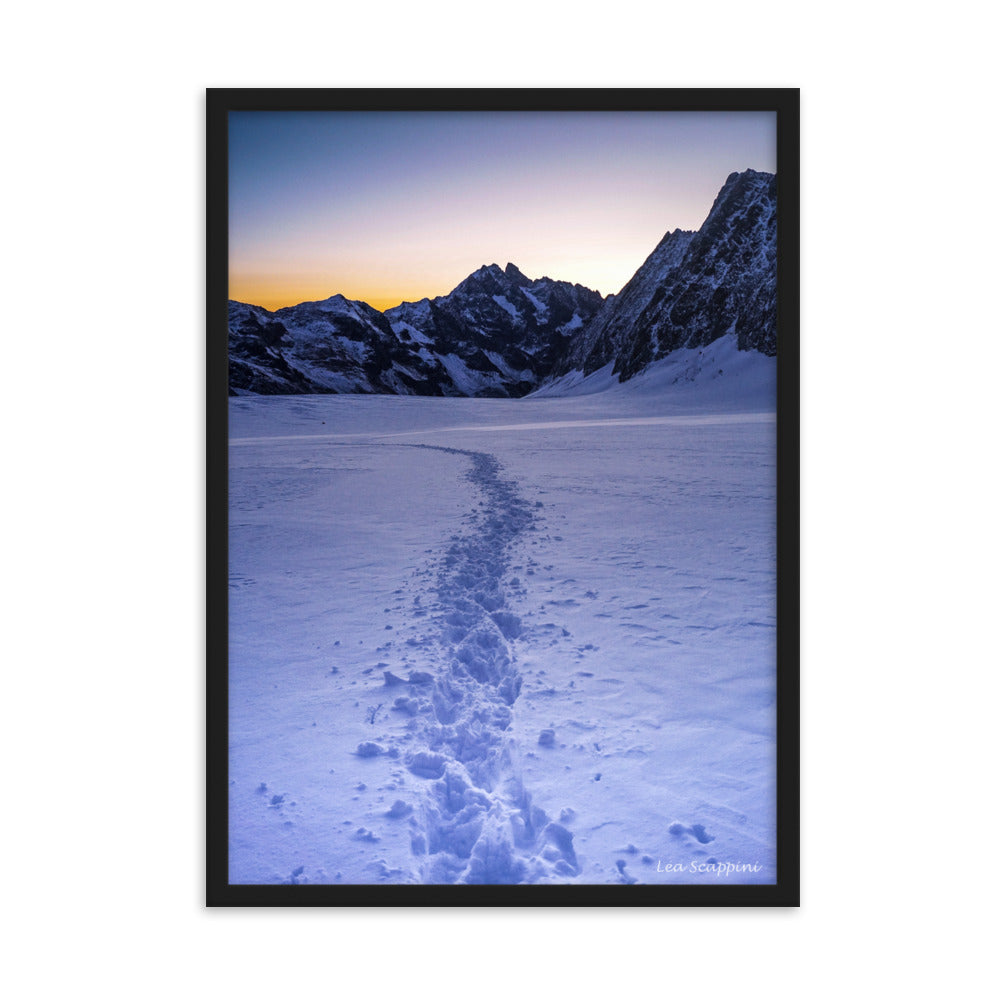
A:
207;88;799;905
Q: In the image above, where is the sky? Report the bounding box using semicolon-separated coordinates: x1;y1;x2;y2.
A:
229;111;776;312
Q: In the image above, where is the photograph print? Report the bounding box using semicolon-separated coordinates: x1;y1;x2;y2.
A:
207;89;799;905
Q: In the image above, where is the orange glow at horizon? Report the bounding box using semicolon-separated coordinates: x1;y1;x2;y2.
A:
228;260;638;313
228;276;440;313
229;257;647;312
229;242;664;312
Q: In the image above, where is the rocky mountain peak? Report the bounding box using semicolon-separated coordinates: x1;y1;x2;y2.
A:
228;170;778;398
503;262;529;286
551;169;776;381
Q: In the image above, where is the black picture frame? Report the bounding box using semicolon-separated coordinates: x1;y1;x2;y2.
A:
207;87;799;907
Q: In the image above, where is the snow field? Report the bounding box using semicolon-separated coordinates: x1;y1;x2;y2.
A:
485;417;776;883
229;346;777;884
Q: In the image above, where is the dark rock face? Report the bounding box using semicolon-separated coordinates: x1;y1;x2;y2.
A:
385;264;604;397
228;295;460;397
228;268;604;397
557;228;696;378
552;169;777;382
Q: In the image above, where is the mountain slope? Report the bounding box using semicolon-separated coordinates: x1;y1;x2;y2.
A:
228;295;457;396
557;228;696;377
552;168;777;383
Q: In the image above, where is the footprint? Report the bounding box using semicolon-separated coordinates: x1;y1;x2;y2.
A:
668;821;715;844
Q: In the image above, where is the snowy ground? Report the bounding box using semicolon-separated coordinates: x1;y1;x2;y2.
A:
229;336;778;885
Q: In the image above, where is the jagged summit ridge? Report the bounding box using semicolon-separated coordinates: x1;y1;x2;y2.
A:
552;168;776;381
385;264;604;396
229;263;604;397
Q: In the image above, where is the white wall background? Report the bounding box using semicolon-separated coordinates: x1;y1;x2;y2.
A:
3;2;995;995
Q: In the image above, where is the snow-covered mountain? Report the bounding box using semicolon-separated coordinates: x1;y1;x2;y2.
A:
551;168;776;382
228;169;777;397
228;267;603;398
229;295;423;395
385;263;603;397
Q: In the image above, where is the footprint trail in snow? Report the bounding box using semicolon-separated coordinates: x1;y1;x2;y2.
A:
384;444;580;884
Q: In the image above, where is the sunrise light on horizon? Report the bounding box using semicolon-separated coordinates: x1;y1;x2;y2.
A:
229;111;776;312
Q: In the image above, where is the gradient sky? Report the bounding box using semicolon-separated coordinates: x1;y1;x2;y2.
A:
229;111;776;312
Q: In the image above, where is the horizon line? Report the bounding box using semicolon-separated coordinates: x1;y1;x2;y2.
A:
229;260;614;314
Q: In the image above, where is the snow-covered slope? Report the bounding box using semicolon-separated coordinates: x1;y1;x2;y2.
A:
533;333;776;411
228;360;777;885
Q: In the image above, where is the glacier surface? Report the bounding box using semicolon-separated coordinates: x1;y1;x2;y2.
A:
228;336;778;885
